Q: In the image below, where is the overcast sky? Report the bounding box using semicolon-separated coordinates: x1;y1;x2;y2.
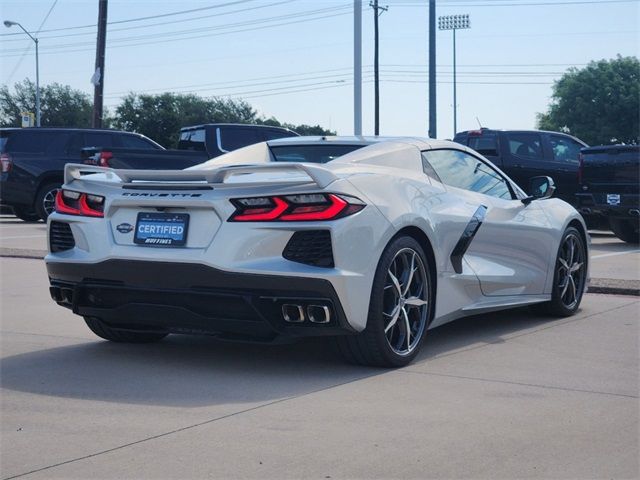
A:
0;0;638;138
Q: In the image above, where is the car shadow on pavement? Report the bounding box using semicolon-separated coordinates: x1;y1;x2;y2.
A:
0;306;555;407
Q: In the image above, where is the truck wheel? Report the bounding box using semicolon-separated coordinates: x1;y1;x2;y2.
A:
35;182;61;221
84;316;168;343
609;218;639;244
12;205;41;222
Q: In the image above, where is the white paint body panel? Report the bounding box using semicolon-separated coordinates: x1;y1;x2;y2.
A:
46;137;590;333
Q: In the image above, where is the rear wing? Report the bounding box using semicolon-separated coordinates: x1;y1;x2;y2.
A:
64;162;339;189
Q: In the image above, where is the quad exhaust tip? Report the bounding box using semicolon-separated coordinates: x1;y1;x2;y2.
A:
281;303;331;324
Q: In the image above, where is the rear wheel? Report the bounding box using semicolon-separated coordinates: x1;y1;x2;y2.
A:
35;181;61;221
537;227;587;317
84;316;168;343
12;205;41;222
336;236;433;367
609;218;639;244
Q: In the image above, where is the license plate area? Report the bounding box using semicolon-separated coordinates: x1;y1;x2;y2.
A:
134;212;189;247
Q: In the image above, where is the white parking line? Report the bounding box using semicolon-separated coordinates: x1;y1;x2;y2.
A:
0;234;47;240
591;250;640;259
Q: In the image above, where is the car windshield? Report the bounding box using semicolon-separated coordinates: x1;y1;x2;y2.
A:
269;144;365;164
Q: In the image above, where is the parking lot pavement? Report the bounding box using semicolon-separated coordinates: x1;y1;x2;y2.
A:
1;256;638;479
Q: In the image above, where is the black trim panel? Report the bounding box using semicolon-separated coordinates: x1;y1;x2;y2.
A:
46;260;355;339
450;205;487;274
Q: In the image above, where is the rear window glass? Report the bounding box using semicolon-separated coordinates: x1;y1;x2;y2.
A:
467;133;498;157
5;131;63;154
269;144;364;164
178;129;206;151
219;127;262;152
263;129;297;141
120;135;160;149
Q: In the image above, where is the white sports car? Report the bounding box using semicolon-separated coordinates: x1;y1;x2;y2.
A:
46;136;589;367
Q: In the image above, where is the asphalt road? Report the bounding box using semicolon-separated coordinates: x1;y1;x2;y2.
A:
1;256;638;479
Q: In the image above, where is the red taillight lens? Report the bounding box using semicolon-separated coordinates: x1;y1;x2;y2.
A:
99;151;113;167
0;153;12;173
55;190;105;217
229;193;364;222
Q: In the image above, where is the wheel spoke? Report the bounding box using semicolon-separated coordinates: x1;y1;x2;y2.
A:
568;275;577;304
405;296;428;307
387;270;402;297
402;253;417;297
402;308;411;351
559;277;570;298
384;305;401;333
570;261;583;274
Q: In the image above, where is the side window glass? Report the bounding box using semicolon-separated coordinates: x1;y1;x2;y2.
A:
549;135;582;164
84;133;114;148
507;133;543;159
423;149;513;200
467;133;499;157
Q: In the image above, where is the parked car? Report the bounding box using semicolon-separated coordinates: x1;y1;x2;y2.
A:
453;128;588;206
46;136;588;367
81;123;299;170
575;144;639;243
0;127;163;221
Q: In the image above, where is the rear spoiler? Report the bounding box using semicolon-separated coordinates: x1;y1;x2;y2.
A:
64;162;339;189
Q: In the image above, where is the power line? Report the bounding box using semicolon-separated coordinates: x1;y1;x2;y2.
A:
4;0;59;83
393;0;639;6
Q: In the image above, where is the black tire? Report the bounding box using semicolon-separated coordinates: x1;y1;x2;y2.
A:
336;235;434;368
35;181;61;221
609;218;639;244
536;226;587;317
84;316;168;343
12;205;41;222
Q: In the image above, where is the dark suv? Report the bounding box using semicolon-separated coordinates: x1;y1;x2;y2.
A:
0;128;162;221
453;129;588;206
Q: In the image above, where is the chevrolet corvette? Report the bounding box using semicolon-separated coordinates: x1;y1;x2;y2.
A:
45;137;589;367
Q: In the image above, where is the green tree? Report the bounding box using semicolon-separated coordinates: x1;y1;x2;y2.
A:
258;116;335;136
112;93;258;147
0;79;93;127
537;56;639;145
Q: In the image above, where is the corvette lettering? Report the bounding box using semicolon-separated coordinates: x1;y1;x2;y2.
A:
122;192;202;198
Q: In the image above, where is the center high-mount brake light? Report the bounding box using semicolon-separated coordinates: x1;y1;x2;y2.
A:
55;190;105;217
229;193;365;222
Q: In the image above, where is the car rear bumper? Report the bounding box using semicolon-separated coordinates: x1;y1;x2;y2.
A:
46;259;355;341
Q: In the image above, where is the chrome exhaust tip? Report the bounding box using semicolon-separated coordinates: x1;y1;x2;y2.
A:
282;304;305;323
307;305;331;324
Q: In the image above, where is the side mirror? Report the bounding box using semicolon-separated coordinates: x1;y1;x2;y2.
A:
522;176;556;205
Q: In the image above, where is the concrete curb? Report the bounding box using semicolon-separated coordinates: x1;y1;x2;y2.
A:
1;248;639;296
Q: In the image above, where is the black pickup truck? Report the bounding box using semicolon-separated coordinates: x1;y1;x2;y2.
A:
82;124;299;169
575;145;639;243
0;127;164;221
454;128;588;206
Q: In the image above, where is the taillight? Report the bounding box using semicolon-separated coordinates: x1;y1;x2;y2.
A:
55;190;105;217
99;151;113;167
1;153;12;173
229;193;365;222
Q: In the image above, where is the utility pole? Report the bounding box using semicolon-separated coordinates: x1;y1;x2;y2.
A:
92;0;108;128
428;0;436;138
371;0;387;136
353;0;362;136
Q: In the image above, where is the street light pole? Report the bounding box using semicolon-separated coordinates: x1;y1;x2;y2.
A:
4;20;40;127
438;14;470;137
354;0;362;136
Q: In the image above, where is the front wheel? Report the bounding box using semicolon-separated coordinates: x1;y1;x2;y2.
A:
336;236;433;367
84;316;168;343
538;227;587;317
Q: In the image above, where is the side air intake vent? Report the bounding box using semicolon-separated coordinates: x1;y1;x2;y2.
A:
283;230;334;268
50;221;75;252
